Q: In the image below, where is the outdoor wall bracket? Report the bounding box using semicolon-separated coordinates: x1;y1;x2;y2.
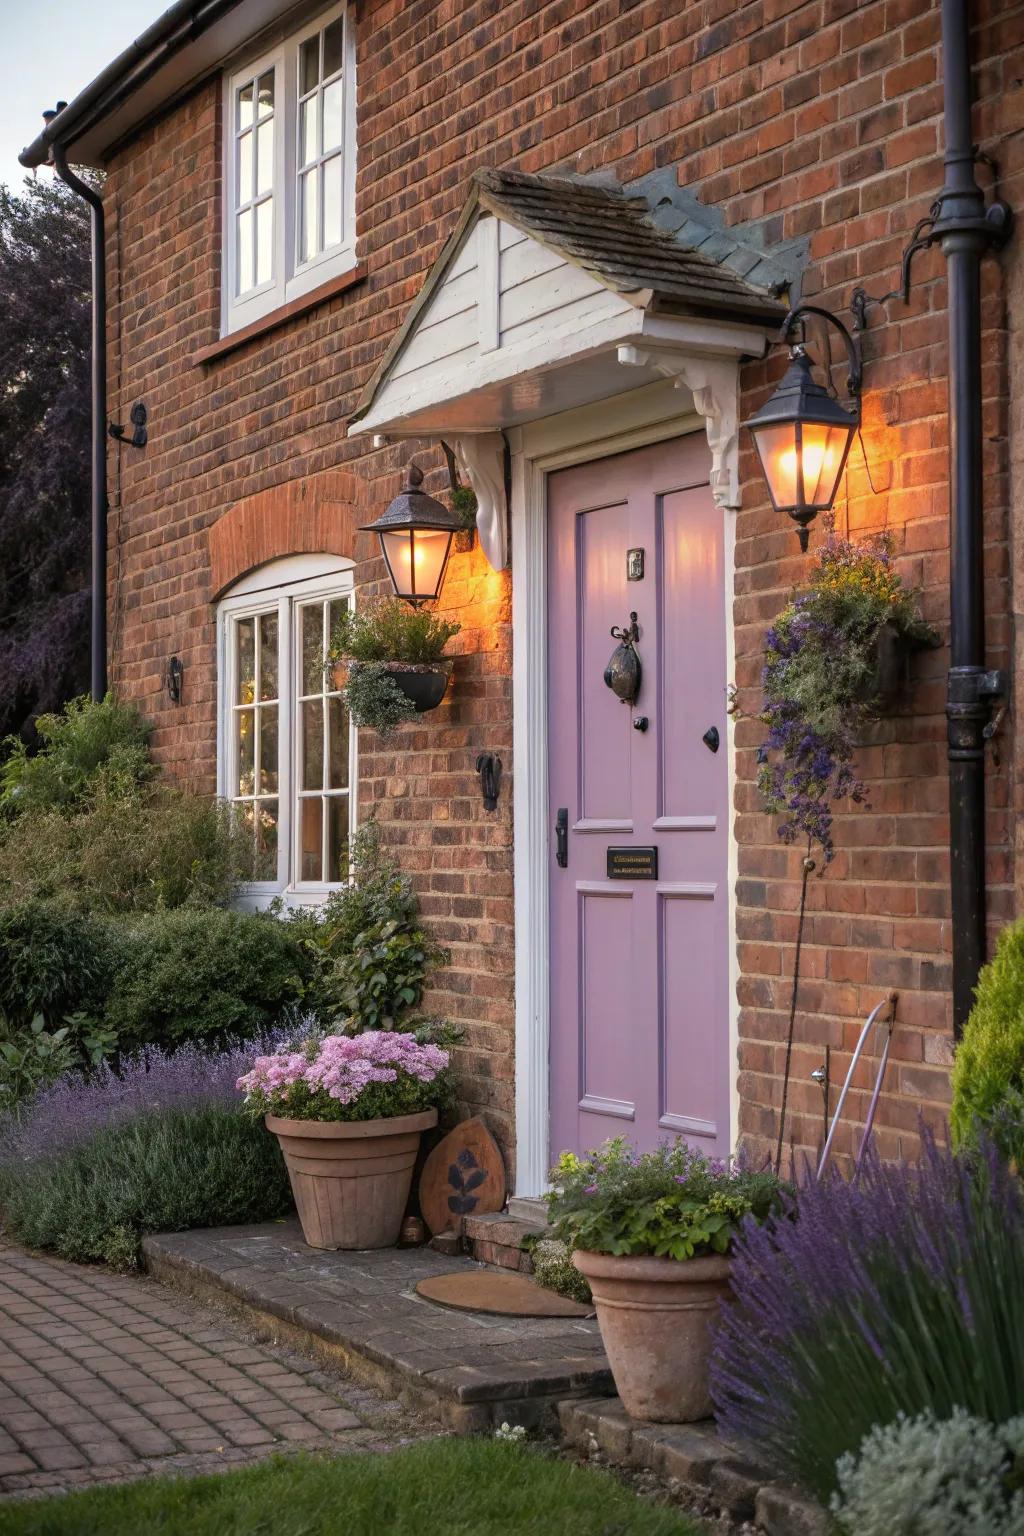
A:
109;401;148;449
617;345;741;510
453;433;509;570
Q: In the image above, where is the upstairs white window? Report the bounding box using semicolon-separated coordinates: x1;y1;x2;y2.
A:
217;556;357;903
223;1;356;334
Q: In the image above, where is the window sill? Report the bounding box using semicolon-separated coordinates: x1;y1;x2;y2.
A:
194;262;367;366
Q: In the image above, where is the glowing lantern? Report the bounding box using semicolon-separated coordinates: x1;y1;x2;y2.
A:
360;463;463;605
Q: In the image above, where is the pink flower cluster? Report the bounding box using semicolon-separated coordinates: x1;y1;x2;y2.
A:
237;1030;449;1108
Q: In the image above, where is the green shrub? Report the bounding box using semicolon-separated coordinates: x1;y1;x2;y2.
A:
294;822;447;1029
1;694;151;814
339;662;419;736
0;1015;77;1109
952;920;1024;1153
0;1104;293;1268
0;900;117;1025
831;1409;1024;1535
528;1237;593;1306
105;908;310;1051
0;781;253;914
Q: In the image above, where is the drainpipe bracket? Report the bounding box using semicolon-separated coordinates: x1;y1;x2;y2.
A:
931;197;1013;249
946;666;1007;760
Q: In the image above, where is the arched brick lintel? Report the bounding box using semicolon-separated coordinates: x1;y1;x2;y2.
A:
208;469;371;599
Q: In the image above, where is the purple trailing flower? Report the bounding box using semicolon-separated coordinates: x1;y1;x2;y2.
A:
0;1031;289;1166
709;1130;1024;1501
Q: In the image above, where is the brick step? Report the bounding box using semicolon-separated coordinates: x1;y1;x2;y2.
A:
142;1220;610;1436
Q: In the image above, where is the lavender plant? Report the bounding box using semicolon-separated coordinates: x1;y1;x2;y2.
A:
754;519;935;861
0;1033;286;1166
710;1133;1024;1501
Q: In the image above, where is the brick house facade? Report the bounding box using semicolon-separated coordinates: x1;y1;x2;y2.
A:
24;0;1024;1192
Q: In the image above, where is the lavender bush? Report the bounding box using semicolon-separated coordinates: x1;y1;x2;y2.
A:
710;1134;1024;1501
0;1032;286;1166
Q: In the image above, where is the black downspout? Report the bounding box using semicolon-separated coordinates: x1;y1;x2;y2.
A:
935;0;1011;1032
51;143;107;703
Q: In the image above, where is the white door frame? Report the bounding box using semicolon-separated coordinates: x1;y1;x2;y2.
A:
508;378;742;1197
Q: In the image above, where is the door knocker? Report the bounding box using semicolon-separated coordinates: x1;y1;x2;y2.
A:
604;612;642;705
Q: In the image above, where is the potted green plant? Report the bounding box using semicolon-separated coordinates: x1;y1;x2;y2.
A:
327;599;460;736
547;1138;784;1422
753;519;938;863
238;1026;452;1250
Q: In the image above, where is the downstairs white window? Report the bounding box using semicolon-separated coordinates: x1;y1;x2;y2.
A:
217;555;356;902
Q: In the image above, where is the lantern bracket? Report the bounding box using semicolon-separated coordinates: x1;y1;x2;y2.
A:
777;305;863;401
850;208;940;337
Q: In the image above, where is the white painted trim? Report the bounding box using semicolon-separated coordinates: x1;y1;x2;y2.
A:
221;0;357;336
216;558;357;907
509;377;742;1196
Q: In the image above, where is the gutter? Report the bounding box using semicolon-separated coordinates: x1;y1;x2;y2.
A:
935;0;1013;1029
18;0;245;170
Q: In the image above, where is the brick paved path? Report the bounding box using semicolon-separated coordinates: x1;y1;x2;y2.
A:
0;1244;428;1498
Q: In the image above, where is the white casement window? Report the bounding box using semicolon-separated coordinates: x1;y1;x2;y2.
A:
223;0;357;333
217;556;357;904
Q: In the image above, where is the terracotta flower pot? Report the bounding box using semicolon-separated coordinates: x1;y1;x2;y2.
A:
572;1249;732;1422
267;1109;438;1250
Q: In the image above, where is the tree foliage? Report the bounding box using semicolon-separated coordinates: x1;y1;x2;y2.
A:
0;174;94;740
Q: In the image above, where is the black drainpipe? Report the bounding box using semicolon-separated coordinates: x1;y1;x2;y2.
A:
51;142;107;703
935;0;1012;1032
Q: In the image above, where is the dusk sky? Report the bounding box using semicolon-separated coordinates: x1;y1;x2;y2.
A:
2;1;169;192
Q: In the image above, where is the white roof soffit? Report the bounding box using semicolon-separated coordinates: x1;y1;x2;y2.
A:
22;0;305;170
350;178;785;442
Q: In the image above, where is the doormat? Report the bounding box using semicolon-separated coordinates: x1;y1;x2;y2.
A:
415;1270;594;1318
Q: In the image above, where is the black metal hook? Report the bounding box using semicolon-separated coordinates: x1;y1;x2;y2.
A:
109;401;148;449
476;754;502;811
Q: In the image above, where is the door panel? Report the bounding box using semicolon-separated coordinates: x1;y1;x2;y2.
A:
547;434;730;1162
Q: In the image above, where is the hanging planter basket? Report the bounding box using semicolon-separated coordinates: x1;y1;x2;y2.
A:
331;658;452;713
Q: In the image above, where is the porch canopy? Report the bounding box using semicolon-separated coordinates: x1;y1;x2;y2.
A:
349;168;791;568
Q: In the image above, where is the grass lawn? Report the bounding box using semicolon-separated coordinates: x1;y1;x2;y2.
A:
0;1438;704;1535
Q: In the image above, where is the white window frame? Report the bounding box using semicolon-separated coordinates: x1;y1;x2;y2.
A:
222;0;358;335
216;555;358;907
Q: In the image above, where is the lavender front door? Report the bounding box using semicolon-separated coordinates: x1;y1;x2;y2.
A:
547;434;730;1163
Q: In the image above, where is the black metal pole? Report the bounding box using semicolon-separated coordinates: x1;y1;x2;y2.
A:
51;143;107;703
936;0;1010;1032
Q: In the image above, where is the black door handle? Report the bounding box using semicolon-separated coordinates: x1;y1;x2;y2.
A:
702;726;720;753
555;808;568;868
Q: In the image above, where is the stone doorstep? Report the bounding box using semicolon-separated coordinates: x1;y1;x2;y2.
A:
449;1211;550;1273
558;1398;830;1536
141;1224;610;1436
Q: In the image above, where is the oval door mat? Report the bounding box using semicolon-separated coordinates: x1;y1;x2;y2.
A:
416;1270;593;1318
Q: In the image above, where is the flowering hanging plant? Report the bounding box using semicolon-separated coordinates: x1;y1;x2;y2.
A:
237;1028;451;1123
755;519;937;862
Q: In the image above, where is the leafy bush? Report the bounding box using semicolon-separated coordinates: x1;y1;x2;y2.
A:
710;1135;1024;1501
546;1138;784;1261
0;780;252;914
105;908;309;1051
0;900;117;1027
0;694;151;814
753;520;936;861
832;1408;1024;1535
329;598;460;664
237;1027;451;1123
0;1103;292;1269
0;1015;77;1109
294;822;447;1029
952;919;1024;1160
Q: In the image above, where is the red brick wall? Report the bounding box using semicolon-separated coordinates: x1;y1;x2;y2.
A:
103;0;1024;1179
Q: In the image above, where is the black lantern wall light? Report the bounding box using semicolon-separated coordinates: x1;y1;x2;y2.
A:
744;207;957;550
360;463;464;606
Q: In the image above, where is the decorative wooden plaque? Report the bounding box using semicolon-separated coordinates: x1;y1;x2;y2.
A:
419;1117;506;1236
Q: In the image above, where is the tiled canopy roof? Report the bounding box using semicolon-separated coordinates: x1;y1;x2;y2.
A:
472;166;789;323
